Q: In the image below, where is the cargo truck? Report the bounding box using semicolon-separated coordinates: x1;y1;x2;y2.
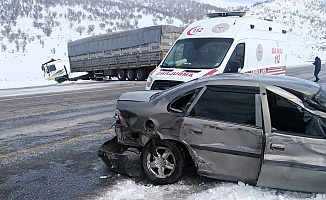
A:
66;25;183;81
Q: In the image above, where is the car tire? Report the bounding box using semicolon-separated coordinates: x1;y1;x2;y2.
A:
136;68;146;81
126;69;135;81
117;69;126;81
141;139;185;185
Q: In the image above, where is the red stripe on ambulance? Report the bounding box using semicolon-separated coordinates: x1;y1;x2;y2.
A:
202;68;218;77
246;66;286;75
150;67;158;75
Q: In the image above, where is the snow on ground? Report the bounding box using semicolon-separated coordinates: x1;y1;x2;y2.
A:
1;1;325;198
0;54;312;90
94;179;325;200
1;0;325;89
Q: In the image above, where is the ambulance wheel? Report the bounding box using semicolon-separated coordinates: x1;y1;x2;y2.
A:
117;69;126;81
141;140;185;185
126;69;135;81
136;68;146;81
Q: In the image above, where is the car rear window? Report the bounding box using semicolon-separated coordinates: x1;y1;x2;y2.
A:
168;88;202;113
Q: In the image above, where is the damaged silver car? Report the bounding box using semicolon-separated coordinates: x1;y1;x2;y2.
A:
98;73;326;193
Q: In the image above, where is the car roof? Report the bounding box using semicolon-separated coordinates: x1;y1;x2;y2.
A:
195;73;321;96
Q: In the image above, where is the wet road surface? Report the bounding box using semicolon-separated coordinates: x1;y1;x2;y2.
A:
0;81;145;200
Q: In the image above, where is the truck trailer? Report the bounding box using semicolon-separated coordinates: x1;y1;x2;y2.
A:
67;25;183;81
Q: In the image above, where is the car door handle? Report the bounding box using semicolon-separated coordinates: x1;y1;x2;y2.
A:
270;143;285;151
190;128;202;135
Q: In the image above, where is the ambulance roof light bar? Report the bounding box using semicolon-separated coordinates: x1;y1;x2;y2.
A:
207;12;246;18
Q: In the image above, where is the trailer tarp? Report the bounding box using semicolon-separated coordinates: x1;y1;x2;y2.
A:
67;25;184;57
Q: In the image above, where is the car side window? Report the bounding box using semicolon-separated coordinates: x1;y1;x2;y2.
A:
267;90;326;137
168;88;202;113
267;90;307;133
189;86;257;125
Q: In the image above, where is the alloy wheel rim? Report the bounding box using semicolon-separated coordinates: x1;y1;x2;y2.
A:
146;146;176;178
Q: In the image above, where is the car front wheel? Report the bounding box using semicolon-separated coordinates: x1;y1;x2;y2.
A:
141;139;185;185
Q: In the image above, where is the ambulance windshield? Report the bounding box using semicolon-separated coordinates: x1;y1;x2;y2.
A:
162;38;233;69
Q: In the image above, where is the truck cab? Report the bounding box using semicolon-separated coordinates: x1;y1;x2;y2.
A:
146;12;287;90
41;59;69;83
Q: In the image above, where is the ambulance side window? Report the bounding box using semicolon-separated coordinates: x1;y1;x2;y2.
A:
224;43;245;73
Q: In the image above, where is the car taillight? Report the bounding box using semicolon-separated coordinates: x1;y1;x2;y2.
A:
115;109;128;127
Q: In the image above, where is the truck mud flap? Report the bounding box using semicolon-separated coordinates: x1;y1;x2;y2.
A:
98;136;141;177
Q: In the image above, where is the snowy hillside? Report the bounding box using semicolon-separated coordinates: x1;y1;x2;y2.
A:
247;0;326;60
0;0;225;82
194;0;252;7
0;0;325;82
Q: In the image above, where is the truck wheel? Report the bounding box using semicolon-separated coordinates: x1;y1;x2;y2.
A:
126;69;135;81
55;77;68;83
141;140;185;185
136;68;146;81
117;69;126;81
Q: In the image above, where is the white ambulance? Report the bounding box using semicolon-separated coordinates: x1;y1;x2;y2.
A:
146;12;287;90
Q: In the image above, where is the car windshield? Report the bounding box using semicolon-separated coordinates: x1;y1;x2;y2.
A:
281;86;326;112
162;38;233;69
46;64;57;72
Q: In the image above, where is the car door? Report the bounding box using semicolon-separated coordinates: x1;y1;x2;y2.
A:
257;86;326;193
180;85;264;183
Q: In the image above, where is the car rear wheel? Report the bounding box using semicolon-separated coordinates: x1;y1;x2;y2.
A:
141;139;185;185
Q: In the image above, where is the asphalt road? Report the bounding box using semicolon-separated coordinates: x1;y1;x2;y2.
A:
0;64;325;200
0;81;146;200
286;63;326;82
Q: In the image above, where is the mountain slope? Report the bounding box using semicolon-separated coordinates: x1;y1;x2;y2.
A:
246;0;326;60
0;0;325;81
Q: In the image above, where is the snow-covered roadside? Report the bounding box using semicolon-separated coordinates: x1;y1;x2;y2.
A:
0;79;138;98
94;179;325;200
0;79;57;90
0;55;312;90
